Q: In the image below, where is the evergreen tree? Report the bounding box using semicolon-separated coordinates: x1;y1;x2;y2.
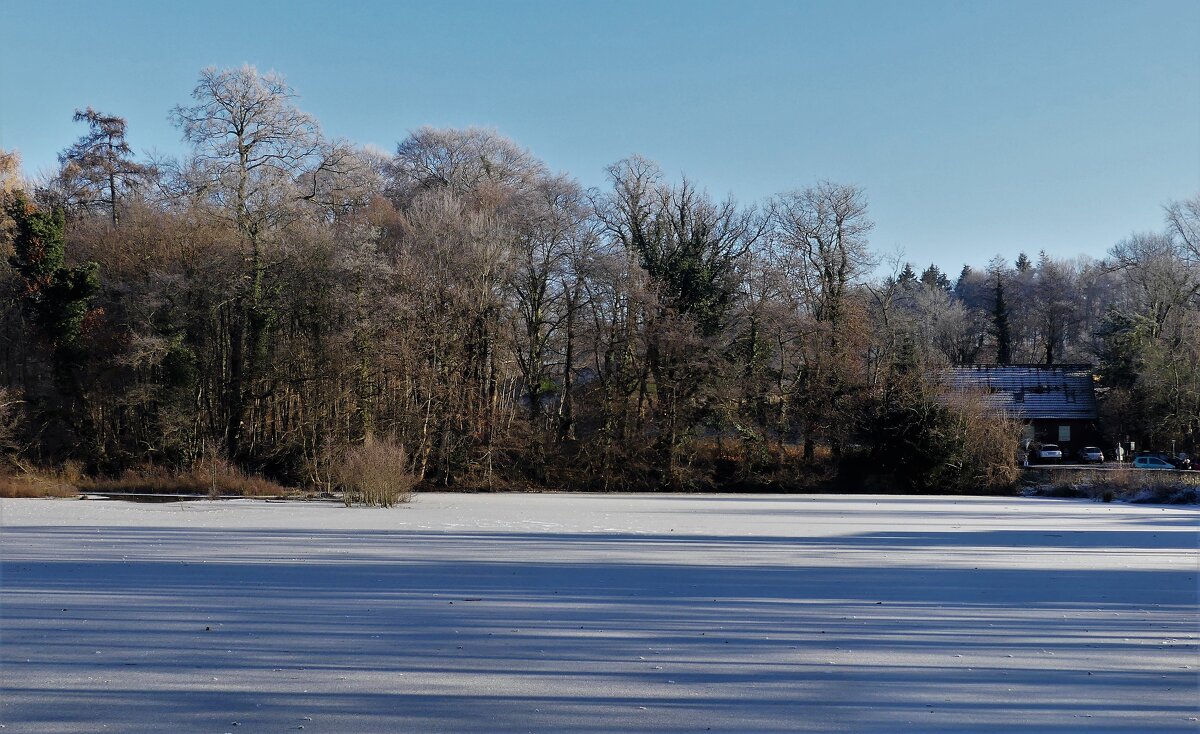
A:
920;263;951;291
58;108;150;227
992;275;1013;364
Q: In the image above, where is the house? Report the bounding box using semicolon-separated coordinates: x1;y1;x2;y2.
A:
938;364;1099;450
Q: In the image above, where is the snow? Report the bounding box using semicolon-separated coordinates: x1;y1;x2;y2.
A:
1;493;1197;733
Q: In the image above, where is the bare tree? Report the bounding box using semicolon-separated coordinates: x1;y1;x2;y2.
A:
773;182;874;331
171;65;327;460
1031;253;1082;364
387;126;547;212
507;175;586;429
1165;194;1200;265
772;182;874;459
1108;232;1198;336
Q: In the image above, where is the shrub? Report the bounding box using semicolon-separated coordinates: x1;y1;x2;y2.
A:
863;381;1022;494
951;390;1023;492
333;438;417;507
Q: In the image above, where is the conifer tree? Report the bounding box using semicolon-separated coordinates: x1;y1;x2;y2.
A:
59;108;149;227
992;276;1013;364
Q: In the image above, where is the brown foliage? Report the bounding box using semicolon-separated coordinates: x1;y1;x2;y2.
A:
81;459;288;497
948;390;1024;492
0;468;80;498
333;438;418;507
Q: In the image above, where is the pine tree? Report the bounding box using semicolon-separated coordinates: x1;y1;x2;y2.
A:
992;275;1012;364
59;108;149;227
920;264;951;291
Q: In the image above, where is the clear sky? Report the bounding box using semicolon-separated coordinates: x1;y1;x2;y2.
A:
2;0;1197;272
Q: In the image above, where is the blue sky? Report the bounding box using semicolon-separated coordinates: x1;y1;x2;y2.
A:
2;0;1197;272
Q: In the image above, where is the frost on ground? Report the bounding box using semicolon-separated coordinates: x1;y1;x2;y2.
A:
1;494;1196;733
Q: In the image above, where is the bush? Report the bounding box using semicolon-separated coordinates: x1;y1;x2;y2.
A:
333;438;417;507
863;381;1022;494
952;391;1023;492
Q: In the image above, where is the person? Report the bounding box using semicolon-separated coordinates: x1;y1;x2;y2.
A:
1115;444;1125;463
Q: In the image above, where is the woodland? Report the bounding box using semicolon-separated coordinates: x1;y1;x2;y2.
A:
1;66;1197;497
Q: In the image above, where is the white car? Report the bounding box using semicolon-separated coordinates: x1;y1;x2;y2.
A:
1077;446;1104;463
1036;444;1063;463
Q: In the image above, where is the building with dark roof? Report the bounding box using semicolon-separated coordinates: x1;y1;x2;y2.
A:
939;364;1099;449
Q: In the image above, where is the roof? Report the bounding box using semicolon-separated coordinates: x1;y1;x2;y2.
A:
938;364;1098;420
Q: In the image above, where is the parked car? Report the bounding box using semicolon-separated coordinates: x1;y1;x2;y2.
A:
1133;455;1176;470
1077;446;1104;463
1134;451;1192;469
1035;444;1063;463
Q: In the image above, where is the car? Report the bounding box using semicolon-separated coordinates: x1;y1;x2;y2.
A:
1133;455;1176;470
1035;444;1063;463
1134;451;1192;469
1077;446;1104;463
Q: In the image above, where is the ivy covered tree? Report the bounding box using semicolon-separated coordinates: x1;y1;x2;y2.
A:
6;192;101;450
7;193;100;363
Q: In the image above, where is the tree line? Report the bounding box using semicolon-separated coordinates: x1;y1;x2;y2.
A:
1;66;1196;494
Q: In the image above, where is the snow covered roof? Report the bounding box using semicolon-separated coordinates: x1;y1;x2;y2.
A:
938;364;1098;420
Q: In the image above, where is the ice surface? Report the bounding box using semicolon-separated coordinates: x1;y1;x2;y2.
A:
1;493;1197;732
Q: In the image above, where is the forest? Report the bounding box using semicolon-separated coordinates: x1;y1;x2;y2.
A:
1;66;1197;498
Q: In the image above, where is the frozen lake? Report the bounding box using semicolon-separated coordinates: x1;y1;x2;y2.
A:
1;493;1197;732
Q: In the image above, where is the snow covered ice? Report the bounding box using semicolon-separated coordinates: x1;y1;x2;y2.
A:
1;493;1197;732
